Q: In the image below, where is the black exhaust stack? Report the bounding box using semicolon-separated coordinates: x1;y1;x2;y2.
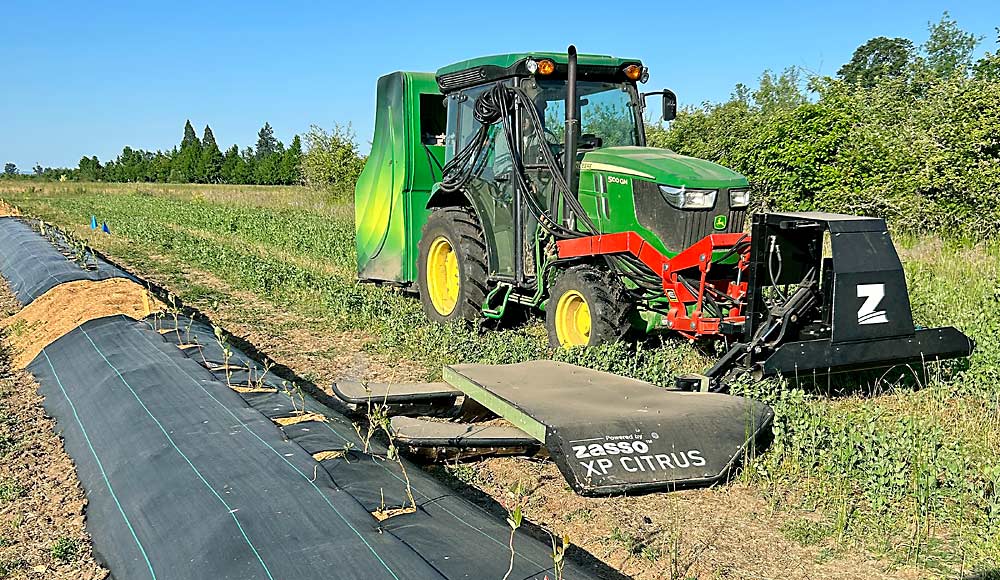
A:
563;45;579;226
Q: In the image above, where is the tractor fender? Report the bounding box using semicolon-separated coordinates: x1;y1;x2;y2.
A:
426;183;475;211
425;185;498;272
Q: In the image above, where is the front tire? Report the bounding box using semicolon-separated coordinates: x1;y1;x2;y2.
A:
418;207;487;323
546;265;630;348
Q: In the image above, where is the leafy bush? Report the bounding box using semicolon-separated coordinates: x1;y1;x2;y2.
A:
651;17;1000;239
301;124;366;198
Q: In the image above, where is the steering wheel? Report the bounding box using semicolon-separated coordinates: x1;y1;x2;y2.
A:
542;128;564;157
579;133;603;150
524;128;563;163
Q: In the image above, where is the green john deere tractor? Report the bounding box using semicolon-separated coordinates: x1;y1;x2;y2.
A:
355;46;972;389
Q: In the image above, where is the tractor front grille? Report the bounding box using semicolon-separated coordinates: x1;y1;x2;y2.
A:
675;202;747;247
632;181;748;254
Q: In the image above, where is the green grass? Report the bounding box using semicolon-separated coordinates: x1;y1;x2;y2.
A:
781;517;834;547
0;481;26;504
0;435;15;458
49;537;80;563
563;508;594;523
4;181;1000;575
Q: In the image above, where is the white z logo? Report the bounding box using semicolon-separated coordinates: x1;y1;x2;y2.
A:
857;284;888;325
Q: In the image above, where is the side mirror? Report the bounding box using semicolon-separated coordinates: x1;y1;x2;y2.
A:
642;89;678;122
662;89;677;121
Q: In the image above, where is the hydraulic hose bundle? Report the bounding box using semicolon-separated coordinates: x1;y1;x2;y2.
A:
438;82;670;301
439;83;579;239
437;84;512;194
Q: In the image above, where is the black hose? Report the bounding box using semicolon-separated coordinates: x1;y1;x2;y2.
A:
768;237;788;303
713;233;750;264
439;82;672;295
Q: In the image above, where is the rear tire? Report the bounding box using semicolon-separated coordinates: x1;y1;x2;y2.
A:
418;207;488;323
546;265;631;348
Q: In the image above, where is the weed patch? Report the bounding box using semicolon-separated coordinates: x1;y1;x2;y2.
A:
49;537;80;563
0;481;26;504
781;517;834;547
0;557;26;576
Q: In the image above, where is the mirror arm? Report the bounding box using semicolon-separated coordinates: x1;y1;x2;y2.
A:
643;89;677;122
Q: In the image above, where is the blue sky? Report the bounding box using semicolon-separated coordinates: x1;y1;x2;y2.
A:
1;1;997;170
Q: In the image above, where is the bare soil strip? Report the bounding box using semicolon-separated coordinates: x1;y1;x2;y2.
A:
0;283;106;579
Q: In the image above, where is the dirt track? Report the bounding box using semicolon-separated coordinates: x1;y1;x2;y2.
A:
0;282;106;579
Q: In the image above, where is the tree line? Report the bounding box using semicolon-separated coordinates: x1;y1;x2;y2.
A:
70;121;302;185
16;122;367;194
647;12;1000;238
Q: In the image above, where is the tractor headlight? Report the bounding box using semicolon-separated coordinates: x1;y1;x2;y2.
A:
729;188;750;208
658;184;717;210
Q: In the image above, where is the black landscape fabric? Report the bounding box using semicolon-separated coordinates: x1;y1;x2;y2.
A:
27;314;596;579
30;316;445;580
0;217;135;304
154;314;601;579
1;217;602;578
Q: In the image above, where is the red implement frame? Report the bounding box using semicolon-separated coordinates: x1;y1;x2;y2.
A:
557;232;751;339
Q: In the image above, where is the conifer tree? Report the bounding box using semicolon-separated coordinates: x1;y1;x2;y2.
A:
153;151;172;182
198;125;224;183
173;120;202;182
221;145;240;184
255;122;278;159
237;146;256;184
181;120;200;149
255;152;280;184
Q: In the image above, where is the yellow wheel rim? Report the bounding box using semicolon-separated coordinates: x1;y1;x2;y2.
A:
555;290;591;347
426;235;460;316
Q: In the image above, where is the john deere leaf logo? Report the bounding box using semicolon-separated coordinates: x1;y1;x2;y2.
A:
713;215;728;230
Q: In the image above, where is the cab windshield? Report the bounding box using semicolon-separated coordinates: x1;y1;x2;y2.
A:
521;78;642;149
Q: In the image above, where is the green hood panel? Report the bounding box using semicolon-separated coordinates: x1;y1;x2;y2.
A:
582;147;748;189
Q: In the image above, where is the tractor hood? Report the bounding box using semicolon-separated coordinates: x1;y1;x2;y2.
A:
581;146;749;189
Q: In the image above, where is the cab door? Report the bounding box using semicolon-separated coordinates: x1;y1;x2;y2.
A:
450;83;517;280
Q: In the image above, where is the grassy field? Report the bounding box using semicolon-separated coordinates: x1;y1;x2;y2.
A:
3;180;999;579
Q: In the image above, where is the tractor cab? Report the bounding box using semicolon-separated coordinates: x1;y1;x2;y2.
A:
429;52;750;263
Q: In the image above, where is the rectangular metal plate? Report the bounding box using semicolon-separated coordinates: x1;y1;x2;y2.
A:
445;360;773;495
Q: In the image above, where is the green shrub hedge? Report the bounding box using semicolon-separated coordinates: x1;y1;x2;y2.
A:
649;19;1000;239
